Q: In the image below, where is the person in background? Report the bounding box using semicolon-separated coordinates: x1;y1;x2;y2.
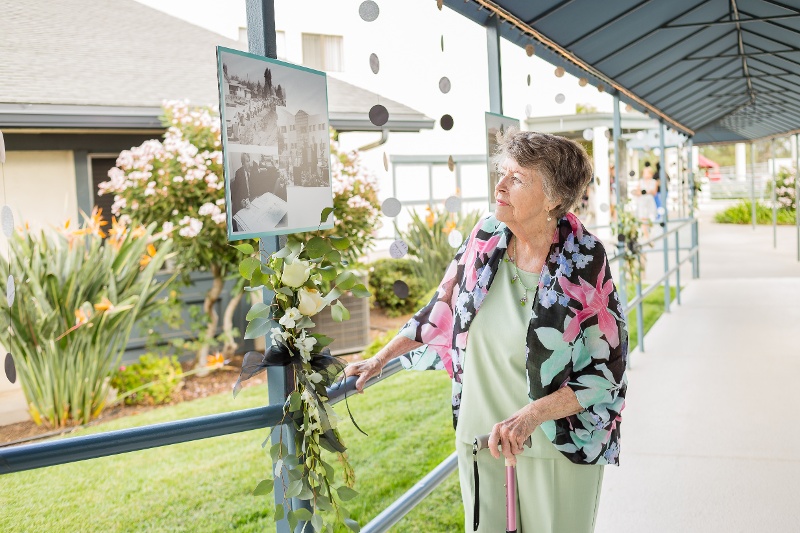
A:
346;131;628;533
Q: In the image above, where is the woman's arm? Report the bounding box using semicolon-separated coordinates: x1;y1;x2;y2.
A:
343;335;423;393
488;386;583;465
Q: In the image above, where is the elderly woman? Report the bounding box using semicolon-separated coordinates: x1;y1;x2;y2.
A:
345;132;628;532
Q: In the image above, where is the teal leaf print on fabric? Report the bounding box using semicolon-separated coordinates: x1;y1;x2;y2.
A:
536;327;571;386
584;325;610;361
572;374;614;406
571;337;591;372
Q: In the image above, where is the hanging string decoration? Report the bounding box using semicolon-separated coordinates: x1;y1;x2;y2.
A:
358;1;380;21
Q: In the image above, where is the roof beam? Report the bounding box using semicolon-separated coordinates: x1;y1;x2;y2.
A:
665;13;800;28
524;0;576;26
563;0;653;49
687;49;799;59
729;0;756;103
639;56;740;100
761;0;800;16
591;1;716;66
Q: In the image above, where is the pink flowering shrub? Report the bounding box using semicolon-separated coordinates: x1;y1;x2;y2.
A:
100;100;253;364
775;167;796;211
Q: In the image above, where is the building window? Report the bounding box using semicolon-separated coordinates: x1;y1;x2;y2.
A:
302;33;343;72
90;156;119;232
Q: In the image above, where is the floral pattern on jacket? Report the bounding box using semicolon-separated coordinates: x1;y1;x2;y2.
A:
399;213;628;465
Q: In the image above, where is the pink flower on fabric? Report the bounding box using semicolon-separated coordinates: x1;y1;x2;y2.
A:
420;301;455;373
462;234;503;291
559;258;620;348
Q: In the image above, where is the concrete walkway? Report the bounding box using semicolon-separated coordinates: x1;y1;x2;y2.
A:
596;205;800;533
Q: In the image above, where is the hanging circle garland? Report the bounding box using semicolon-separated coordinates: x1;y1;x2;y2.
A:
578;77;588;87
439;76;452;94
555;93;566;104
448;229;464;248
369;104;389;127
447;155;455;172
389;239;408;259
525;44;535;57
369;53;380;74
393;280;410;299
444;195;462;213
582;128;594;141
383;152;389;172
440;114;454;131
4;353;15;384
555;66;565;77
381;197;402;217
6;274;14;307
527;74;531;86
1;205;13;238
358;0;380;22
525;103;533;117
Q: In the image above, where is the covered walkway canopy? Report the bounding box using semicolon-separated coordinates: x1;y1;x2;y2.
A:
443;0;800;144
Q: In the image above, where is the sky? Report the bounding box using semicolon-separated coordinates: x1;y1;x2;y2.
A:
134;0;246;40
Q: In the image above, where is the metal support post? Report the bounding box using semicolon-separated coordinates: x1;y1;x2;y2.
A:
750;142;756;229
659;121;670;313
796;134;799;261
245;2;308;531
612;95;629;359
486;16;503;114
636;256;644;354
771;139;777;248
688;138;699;278
674;231;681;305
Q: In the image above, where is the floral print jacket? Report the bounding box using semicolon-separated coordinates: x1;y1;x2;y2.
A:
399;213;628;465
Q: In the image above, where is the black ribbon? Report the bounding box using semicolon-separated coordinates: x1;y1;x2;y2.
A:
233;342;365;453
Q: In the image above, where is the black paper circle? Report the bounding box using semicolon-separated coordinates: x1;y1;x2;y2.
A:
629;170;636;177
359;0;380;22
393;280;410;299
4;353;15;384
440;114;454;131
369;53;380;74
369;104;389;127
527;74;531;86
441;35;444;51
381;197;402;217
439;76;451;94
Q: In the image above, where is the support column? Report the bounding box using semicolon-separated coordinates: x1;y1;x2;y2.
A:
735;142;747;181
659;121;670;313
245;2;307;532
771;139;777;248
486;16;503;114
612;96;629;367
593;126;611;238
796;134;799;262
688;138;699;278
749;142;756;229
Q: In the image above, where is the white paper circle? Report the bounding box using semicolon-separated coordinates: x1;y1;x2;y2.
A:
444;195;461;213
657;207;666;215
555;93;566;104
439;77;451;94
358;0;379;21
381;197;402;217
1;206;13;238
653;148;661;156
448;229;464;248
389;239;408;259
582;128;594;141
599;203;609;212
369;53;380;74
6;275;14;307
636;131;645;139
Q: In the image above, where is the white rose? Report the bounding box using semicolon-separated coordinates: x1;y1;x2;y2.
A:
297;287;325;316
282;260;310;288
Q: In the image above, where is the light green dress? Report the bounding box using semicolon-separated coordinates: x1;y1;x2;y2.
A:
455;252;604;533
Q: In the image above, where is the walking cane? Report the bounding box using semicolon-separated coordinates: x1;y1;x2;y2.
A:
473;434;532;533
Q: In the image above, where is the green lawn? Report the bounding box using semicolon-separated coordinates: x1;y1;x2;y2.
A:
625;284;677;350
1;286;675;532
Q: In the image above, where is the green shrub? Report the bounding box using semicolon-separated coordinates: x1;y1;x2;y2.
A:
397;206;483;291
368;259;427;317
111;353;184;406
361;329;398;359
714;200;796;225
0;212;175;427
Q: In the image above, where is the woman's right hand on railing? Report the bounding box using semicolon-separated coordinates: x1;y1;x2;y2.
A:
343;356;384;393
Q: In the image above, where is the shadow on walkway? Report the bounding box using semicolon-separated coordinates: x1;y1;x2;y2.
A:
596;206;800;532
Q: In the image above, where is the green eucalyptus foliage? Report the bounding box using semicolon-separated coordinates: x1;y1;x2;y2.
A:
0;216;175;427
396;206;483;291
233;209;371;532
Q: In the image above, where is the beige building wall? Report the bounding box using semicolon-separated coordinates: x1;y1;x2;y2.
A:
0;150;78;424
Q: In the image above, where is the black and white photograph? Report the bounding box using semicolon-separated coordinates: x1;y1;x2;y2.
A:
485;112;520;211
217;46;334;239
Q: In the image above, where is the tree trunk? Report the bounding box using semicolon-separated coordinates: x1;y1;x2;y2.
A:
221;288;244;358
196;264;224;373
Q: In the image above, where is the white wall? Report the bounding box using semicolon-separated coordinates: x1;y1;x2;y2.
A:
1;151;78;248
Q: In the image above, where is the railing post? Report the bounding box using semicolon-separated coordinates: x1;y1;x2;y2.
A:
795;134;799;262
674;231;681;306
636;255;645;355
245;2;310;531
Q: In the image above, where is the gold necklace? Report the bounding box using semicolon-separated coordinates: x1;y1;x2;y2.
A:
504;237;538;306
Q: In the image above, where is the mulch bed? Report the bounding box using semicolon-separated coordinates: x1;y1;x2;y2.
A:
0;308;412;447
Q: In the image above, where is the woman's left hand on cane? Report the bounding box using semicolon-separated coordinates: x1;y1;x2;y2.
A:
488;403;540;466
